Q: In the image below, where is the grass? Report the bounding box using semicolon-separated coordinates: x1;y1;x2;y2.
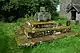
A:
0;17;80;53
31;36;80;53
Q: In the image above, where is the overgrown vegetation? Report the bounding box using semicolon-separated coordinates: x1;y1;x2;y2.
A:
0;17;80;53
0;0;80;53
0;0;59;22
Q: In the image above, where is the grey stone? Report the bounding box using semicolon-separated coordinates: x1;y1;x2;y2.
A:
34;7;51;21
60;0;80;21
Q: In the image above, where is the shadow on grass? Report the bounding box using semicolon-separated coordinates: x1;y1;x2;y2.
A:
20;46;33;53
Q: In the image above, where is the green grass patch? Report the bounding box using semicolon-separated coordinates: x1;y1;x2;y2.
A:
0;17;80;53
